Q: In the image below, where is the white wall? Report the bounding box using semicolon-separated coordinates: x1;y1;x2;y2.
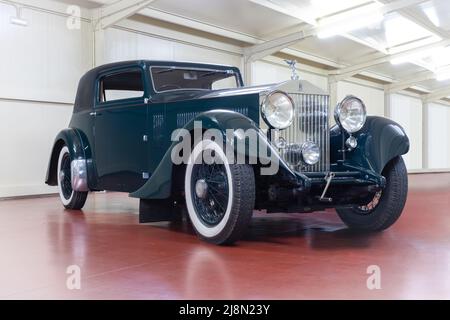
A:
428;103;450;169
103;27;242;68
0;99;72;197
337;81;385;117
0;3;92;197
390;94;423;170
252;60;328;91
0;3;92;103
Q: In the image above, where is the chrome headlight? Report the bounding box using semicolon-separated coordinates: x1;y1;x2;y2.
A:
261;91;294;129
301;141;320;165
335;96;367;133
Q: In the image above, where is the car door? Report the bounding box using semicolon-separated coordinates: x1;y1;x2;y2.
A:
94;67;149;192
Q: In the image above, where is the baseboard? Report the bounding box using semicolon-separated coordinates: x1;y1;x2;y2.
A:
408;169;450;174
0;184;58;199
0;193;59;201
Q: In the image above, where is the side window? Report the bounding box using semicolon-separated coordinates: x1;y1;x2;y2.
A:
99;69;144;103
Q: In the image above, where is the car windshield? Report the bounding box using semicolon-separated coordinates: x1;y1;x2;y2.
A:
151;67;240;92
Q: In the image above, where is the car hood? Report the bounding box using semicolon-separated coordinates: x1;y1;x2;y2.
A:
151;80;326;103
202;79;325;97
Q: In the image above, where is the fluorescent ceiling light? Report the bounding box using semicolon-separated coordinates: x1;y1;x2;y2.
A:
10;17;28;27
435;66;450;81
423;5;440;27
10;5;28;27
317;13;383;38
435;71;450;82
316;3;384;39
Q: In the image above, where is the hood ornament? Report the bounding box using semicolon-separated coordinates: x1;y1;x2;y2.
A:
284;59;299;80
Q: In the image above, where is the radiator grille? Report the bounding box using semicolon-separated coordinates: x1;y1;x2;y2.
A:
278;93;330;173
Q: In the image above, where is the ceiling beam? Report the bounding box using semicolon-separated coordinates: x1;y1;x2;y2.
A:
243;28;315;62
330;39;450;81
94;0;156;30
139;7;341;68
139;7;397;83
386;70;436;92
140;7;259;44
378;0;450;39
380;0;429;14
423;86;450;102
0;0;92;19
396;8;449;38
244;0;428;67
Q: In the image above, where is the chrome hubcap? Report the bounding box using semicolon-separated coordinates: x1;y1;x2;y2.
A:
195;179;208;199
59;170;65;183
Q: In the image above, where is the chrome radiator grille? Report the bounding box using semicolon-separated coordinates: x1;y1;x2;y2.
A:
277;93;330;173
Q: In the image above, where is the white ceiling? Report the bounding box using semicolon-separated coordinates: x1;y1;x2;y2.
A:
54;0;450;93
151;0;304;38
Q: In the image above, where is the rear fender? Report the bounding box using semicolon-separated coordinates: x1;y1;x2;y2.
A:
45;128;93;191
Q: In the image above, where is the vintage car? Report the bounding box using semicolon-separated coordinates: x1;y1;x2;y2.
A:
46;60;409;245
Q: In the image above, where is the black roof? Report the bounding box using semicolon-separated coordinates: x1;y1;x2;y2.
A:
73;60;240;112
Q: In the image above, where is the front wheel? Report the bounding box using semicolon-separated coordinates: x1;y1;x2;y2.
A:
336;156;408;231
184;139;255;245
57;146;88;210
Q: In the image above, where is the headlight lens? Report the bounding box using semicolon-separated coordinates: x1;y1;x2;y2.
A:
261;91;294;129
335;96;367;133
301;141;320;165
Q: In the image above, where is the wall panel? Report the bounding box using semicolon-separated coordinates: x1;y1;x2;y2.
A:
0;99;72;197
390;94;423;170
104;27;242;68
252;60;328;91
428;103;450;169
337;81;384;117
0;3;92;103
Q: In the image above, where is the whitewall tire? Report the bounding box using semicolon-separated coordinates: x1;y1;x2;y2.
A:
184;139;255;245
57;146;88;210
336;156;408;231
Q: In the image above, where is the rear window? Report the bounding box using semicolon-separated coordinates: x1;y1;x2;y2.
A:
151;67;238;92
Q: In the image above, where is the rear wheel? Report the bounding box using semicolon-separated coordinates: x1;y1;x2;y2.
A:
185;139;255;245
57;146;88;210
336;156;408;231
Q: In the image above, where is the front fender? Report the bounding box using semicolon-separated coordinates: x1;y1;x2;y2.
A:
130;110;298;199
331;116;410;174
45;128;92;187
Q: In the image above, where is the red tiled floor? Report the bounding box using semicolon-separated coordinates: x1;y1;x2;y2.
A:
0;173;449;299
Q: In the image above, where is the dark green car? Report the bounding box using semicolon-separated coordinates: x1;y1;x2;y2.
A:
46;60;409;245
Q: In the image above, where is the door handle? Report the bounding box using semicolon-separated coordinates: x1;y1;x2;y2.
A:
90;112;102;116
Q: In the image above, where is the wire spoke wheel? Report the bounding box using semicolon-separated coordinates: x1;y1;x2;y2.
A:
184;139;255;245
336;156;408;232
191;161;229;226
59;152;73;200
357;190;382;214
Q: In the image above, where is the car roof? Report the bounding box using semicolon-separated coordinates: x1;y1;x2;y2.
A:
88;60;239;76
74;60;241;112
